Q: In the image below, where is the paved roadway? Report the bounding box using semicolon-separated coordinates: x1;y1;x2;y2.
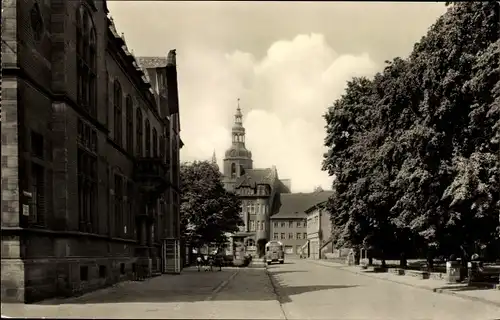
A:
269;258;500;320
2;259;499;319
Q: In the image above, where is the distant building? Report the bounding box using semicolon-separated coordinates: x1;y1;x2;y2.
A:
270;191;334;256
221;102;290;256
1;0;182;303
305;193;335;259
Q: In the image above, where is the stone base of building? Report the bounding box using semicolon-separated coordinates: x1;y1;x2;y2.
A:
1;256;139;303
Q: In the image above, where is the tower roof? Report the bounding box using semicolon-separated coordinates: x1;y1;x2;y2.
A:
224;98;252;160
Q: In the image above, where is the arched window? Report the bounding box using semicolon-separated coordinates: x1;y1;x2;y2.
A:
145;119;151;157
125;96;133;153
76;5;97;116
113;81;122;146
30;2;44;41
136;108;143;156
231;163;236;177
152;128;158;157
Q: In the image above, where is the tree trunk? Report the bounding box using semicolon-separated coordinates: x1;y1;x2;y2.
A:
399;252;407;269
427;256;434;272
354;250;361;265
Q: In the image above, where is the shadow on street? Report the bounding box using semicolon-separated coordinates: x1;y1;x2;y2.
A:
268;268;360;304
436;284;498;292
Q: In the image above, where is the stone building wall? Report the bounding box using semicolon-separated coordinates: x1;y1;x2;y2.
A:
1;0;181;303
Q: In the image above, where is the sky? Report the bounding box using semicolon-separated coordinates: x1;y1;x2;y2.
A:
107;1;448;193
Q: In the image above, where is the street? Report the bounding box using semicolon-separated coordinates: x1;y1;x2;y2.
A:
2;259;499;319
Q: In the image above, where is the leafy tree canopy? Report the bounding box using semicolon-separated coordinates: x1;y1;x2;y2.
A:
323;2;499;260
180;161;243;247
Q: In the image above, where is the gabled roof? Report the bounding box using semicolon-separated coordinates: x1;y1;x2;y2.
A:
271;190;334;219
235;168;275;188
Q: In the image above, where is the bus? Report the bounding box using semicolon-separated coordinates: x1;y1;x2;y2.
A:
265;240;284;265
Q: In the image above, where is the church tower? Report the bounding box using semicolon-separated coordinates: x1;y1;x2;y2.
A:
222;99;253;191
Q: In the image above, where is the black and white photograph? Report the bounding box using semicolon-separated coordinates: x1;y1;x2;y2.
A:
1;1;499;319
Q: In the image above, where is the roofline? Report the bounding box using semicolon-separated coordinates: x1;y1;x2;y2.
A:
304;200;329;214
270;215;307;220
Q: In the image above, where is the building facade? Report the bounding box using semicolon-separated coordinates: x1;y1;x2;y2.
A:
221;104;290;256
270;191;334;256
271;214;308;255
305;196;333;259
1;0;182;303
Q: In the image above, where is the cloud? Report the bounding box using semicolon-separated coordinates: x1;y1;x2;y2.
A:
178;33;379;192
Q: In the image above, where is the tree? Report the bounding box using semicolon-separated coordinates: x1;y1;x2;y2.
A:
180;161;243;247
323;2;500;267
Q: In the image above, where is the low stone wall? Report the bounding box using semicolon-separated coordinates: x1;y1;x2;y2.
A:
389;268;405;276
387;268;437;280
430;272;445;280
405;269;430;280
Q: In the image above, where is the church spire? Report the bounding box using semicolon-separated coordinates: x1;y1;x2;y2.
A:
232;98;245;146
211;150;217;165
234;98;243;126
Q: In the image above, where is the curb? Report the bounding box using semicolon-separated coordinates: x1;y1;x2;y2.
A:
309;260;500;308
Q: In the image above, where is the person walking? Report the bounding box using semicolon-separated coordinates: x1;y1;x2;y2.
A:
196;255;203;272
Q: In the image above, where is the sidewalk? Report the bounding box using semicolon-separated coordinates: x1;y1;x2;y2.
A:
1;267;241;319
309;259;500;307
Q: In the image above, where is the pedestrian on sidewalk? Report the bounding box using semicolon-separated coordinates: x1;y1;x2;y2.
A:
203;254;211;271
214;253;223;271
196;255;203;272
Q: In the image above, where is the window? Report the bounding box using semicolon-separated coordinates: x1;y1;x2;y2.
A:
113;81;122;146
273;233;278;240
120;263;125;275
296;233;302;240
273;222;278;228
152;128;158;157
288;221;293;228
77;147;97;233
250;220;255;231
296;221;301;228
126;96;133;153
30;2;44;41
231;163;236;178
76;5;97;116
280;222;286;228
159;134;165;161
77;119;98;153
31;131;44;159
30;163;45;226
247;239;255;247
127;181;134;239
99;265;107;278
303;233;307;239
114;174;123;238
280;233;285;240
303;221;307;228
136;108;143;156
288;233;293;239
80;266;89;281
145;119;151;157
